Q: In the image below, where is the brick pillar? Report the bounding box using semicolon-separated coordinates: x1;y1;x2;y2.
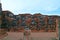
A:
23;28;31;40
56;19;59;40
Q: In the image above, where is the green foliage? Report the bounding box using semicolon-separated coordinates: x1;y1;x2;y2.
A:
1;23;8;28
58;22;60;28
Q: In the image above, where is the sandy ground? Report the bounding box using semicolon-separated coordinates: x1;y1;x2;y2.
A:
0;32;56;40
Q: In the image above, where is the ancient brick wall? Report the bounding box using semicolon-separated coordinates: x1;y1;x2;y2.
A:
1;11;58;32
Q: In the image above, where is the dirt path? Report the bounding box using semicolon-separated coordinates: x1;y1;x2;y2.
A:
0;32;56;40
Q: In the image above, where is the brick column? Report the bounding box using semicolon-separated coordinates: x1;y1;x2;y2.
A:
56;18;59;40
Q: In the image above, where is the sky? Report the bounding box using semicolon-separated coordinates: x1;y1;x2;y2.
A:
1;0;60;15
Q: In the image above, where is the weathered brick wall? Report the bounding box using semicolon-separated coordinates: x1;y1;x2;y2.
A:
1;11;58;32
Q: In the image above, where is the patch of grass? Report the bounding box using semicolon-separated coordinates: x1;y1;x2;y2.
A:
51;38;57;40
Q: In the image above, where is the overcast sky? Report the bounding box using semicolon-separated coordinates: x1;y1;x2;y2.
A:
1;0;60;15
